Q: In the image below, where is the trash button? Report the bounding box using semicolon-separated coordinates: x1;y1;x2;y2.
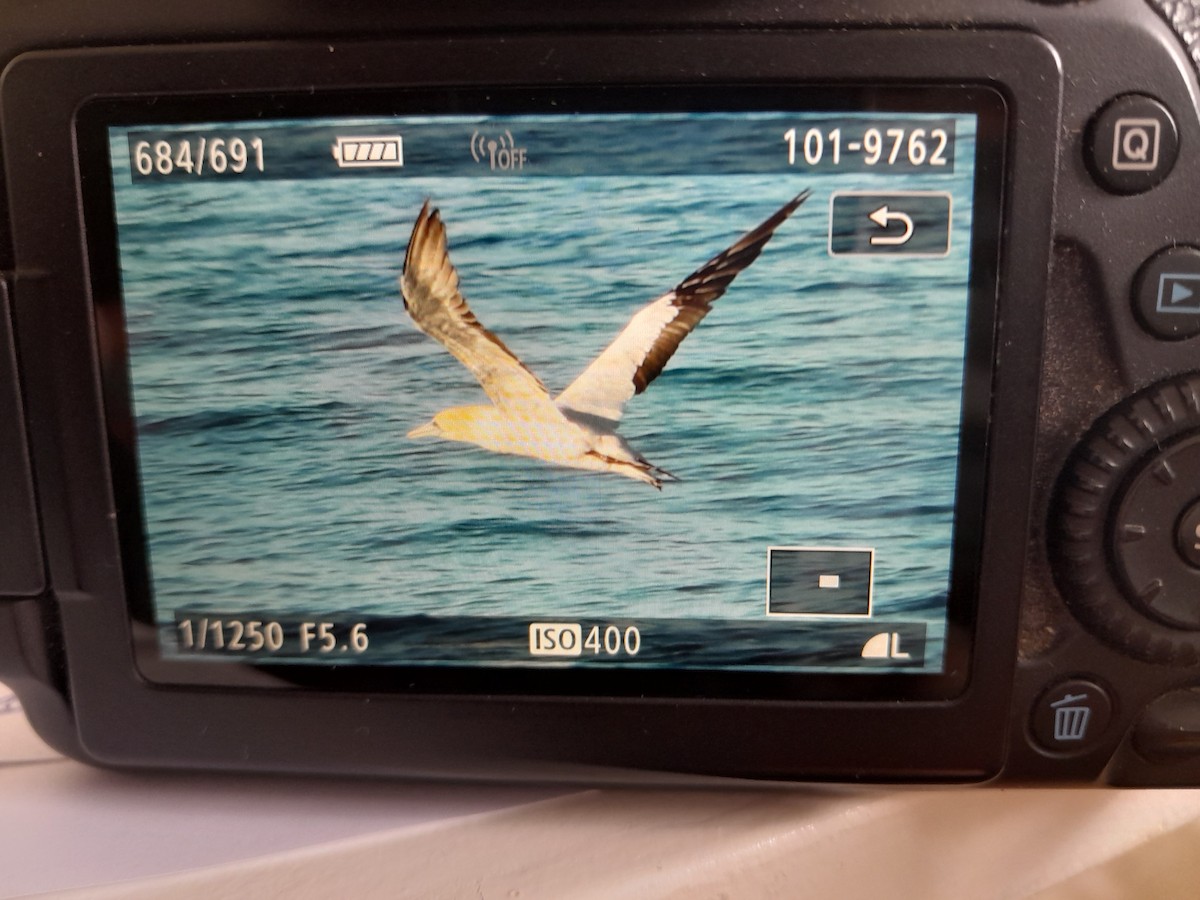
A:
1030;678;1114;755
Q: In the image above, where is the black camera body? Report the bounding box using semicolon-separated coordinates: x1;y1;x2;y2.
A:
2;0;1200;785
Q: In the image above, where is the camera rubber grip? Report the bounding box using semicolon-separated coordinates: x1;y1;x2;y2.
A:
1148;0;1200;72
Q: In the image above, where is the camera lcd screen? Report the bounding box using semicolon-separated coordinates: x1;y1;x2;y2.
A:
83;88;1003;698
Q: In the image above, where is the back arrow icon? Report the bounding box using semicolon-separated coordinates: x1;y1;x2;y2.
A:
868;205;915;246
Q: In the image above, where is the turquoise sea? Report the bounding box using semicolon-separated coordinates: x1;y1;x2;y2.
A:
110;112;979;672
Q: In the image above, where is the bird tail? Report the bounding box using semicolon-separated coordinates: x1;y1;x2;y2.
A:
583;449;667;489
648;463;681;483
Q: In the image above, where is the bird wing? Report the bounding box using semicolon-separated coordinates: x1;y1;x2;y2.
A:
554;191;810;424
401;201;569;423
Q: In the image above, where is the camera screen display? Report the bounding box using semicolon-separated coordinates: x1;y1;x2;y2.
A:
87;88;1003;697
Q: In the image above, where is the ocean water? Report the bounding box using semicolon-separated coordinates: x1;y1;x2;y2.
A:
110;113;979;672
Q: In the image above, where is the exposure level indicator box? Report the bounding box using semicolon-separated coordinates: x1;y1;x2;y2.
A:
766;547;876;617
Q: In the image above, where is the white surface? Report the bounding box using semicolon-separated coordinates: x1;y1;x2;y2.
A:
4;684;1200;899
0;687;563;897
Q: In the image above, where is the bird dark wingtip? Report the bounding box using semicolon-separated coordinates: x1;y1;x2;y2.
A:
773;187;812;226
787;188;812;216
404;198;444;276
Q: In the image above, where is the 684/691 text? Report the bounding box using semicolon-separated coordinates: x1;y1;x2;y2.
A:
129;134;265;179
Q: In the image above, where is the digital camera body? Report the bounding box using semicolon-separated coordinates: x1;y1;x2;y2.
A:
1;0;1199;785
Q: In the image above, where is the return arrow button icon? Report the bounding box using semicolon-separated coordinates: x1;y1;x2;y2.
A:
868;204;915;246
828;191;952;257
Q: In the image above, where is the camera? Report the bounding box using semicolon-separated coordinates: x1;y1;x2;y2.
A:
2;0;1199;785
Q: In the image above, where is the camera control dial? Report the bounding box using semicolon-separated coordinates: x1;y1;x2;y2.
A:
1111;433;1200;629
1054;374;1200;663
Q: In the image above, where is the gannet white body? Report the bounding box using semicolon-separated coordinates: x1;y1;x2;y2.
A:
400;192;809;488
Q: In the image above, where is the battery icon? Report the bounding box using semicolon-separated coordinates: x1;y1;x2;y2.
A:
332;136;404;168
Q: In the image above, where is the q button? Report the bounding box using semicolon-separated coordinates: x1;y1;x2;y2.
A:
1087;94;1180;194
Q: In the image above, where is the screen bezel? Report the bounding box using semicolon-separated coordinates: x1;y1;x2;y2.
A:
77;83;1006;702
4;29;1062;780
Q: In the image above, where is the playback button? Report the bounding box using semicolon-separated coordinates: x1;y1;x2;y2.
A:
1132;246;1200;340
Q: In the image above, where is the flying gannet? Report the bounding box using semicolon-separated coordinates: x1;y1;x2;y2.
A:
400;191;809;488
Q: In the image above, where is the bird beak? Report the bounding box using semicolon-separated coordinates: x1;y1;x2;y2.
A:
407;420;441;439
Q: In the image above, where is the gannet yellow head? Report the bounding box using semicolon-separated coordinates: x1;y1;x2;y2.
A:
406;419;441;439
407;406;496;441
407;417;442;438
